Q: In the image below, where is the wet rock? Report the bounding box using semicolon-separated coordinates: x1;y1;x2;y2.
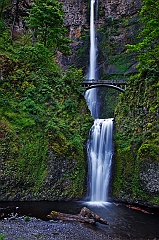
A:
140;160;159;193
0;216;110;240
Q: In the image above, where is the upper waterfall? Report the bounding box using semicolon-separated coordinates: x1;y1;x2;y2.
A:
89;0;97;80
85;0;98;119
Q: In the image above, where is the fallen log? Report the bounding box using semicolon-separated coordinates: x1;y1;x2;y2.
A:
47;207;108;225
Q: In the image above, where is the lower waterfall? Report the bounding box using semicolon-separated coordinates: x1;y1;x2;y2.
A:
87;118;113;202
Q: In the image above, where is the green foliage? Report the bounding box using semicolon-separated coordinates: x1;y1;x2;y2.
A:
0;19;6;34
0;58;92;197
75;31;89;70
97;15;141;79
0;0;11;18
0;21;12;52
0;234;6;240
113;0;159;205
127;0;159;69
17;43;52;70
109;53;135;74
0;0;92;200
138;140;159;161
99;88;120;118
28;0;71;54
24;216;30;222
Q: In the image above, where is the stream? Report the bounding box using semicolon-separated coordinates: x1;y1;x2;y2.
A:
1;201;159;239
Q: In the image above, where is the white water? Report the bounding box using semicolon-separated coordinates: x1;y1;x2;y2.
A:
85;0;98;119
85;0;113;202
89;0;96;79
88;119;113;202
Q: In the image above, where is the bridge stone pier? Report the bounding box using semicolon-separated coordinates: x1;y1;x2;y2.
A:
82;79;127;92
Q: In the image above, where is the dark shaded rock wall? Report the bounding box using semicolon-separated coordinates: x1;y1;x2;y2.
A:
58;0;142;77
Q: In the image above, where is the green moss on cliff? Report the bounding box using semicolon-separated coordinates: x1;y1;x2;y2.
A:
112;0;159;206
0;1;92;200
113;70;159;204
0;52;92;200
113;68;159;206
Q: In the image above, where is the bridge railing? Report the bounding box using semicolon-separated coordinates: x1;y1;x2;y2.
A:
83;79;127;85
81;79;127;92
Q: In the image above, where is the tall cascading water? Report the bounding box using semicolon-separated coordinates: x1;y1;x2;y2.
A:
85;0;114;202
85;0;98;119
88;118;113;202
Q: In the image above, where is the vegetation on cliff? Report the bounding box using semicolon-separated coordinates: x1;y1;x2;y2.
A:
0;0;92;200
113;0;159;206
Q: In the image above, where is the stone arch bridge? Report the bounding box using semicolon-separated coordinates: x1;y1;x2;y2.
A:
82;79;127;92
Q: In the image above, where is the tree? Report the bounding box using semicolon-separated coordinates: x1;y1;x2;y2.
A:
0;0;11;18
28;0;71;54
127;0;159;70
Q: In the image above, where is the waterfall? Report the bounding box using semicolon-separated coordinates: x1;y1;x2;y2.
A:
89;0;96;79
85;0;98;119
85;0;113;202
88;119;113;202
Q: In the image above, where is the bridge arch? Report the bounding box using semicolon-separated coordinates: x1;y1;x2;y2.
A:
82;80;127;93
83;83;125;92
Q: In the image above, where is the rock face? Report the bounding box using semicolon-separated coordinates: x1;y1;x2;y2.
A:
57;0;88;70
4;0;32;39
59;0;88;37
140;161;159;194
59;0;142;36
58;0;142;76
4;0;142;76
101;0;142;17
